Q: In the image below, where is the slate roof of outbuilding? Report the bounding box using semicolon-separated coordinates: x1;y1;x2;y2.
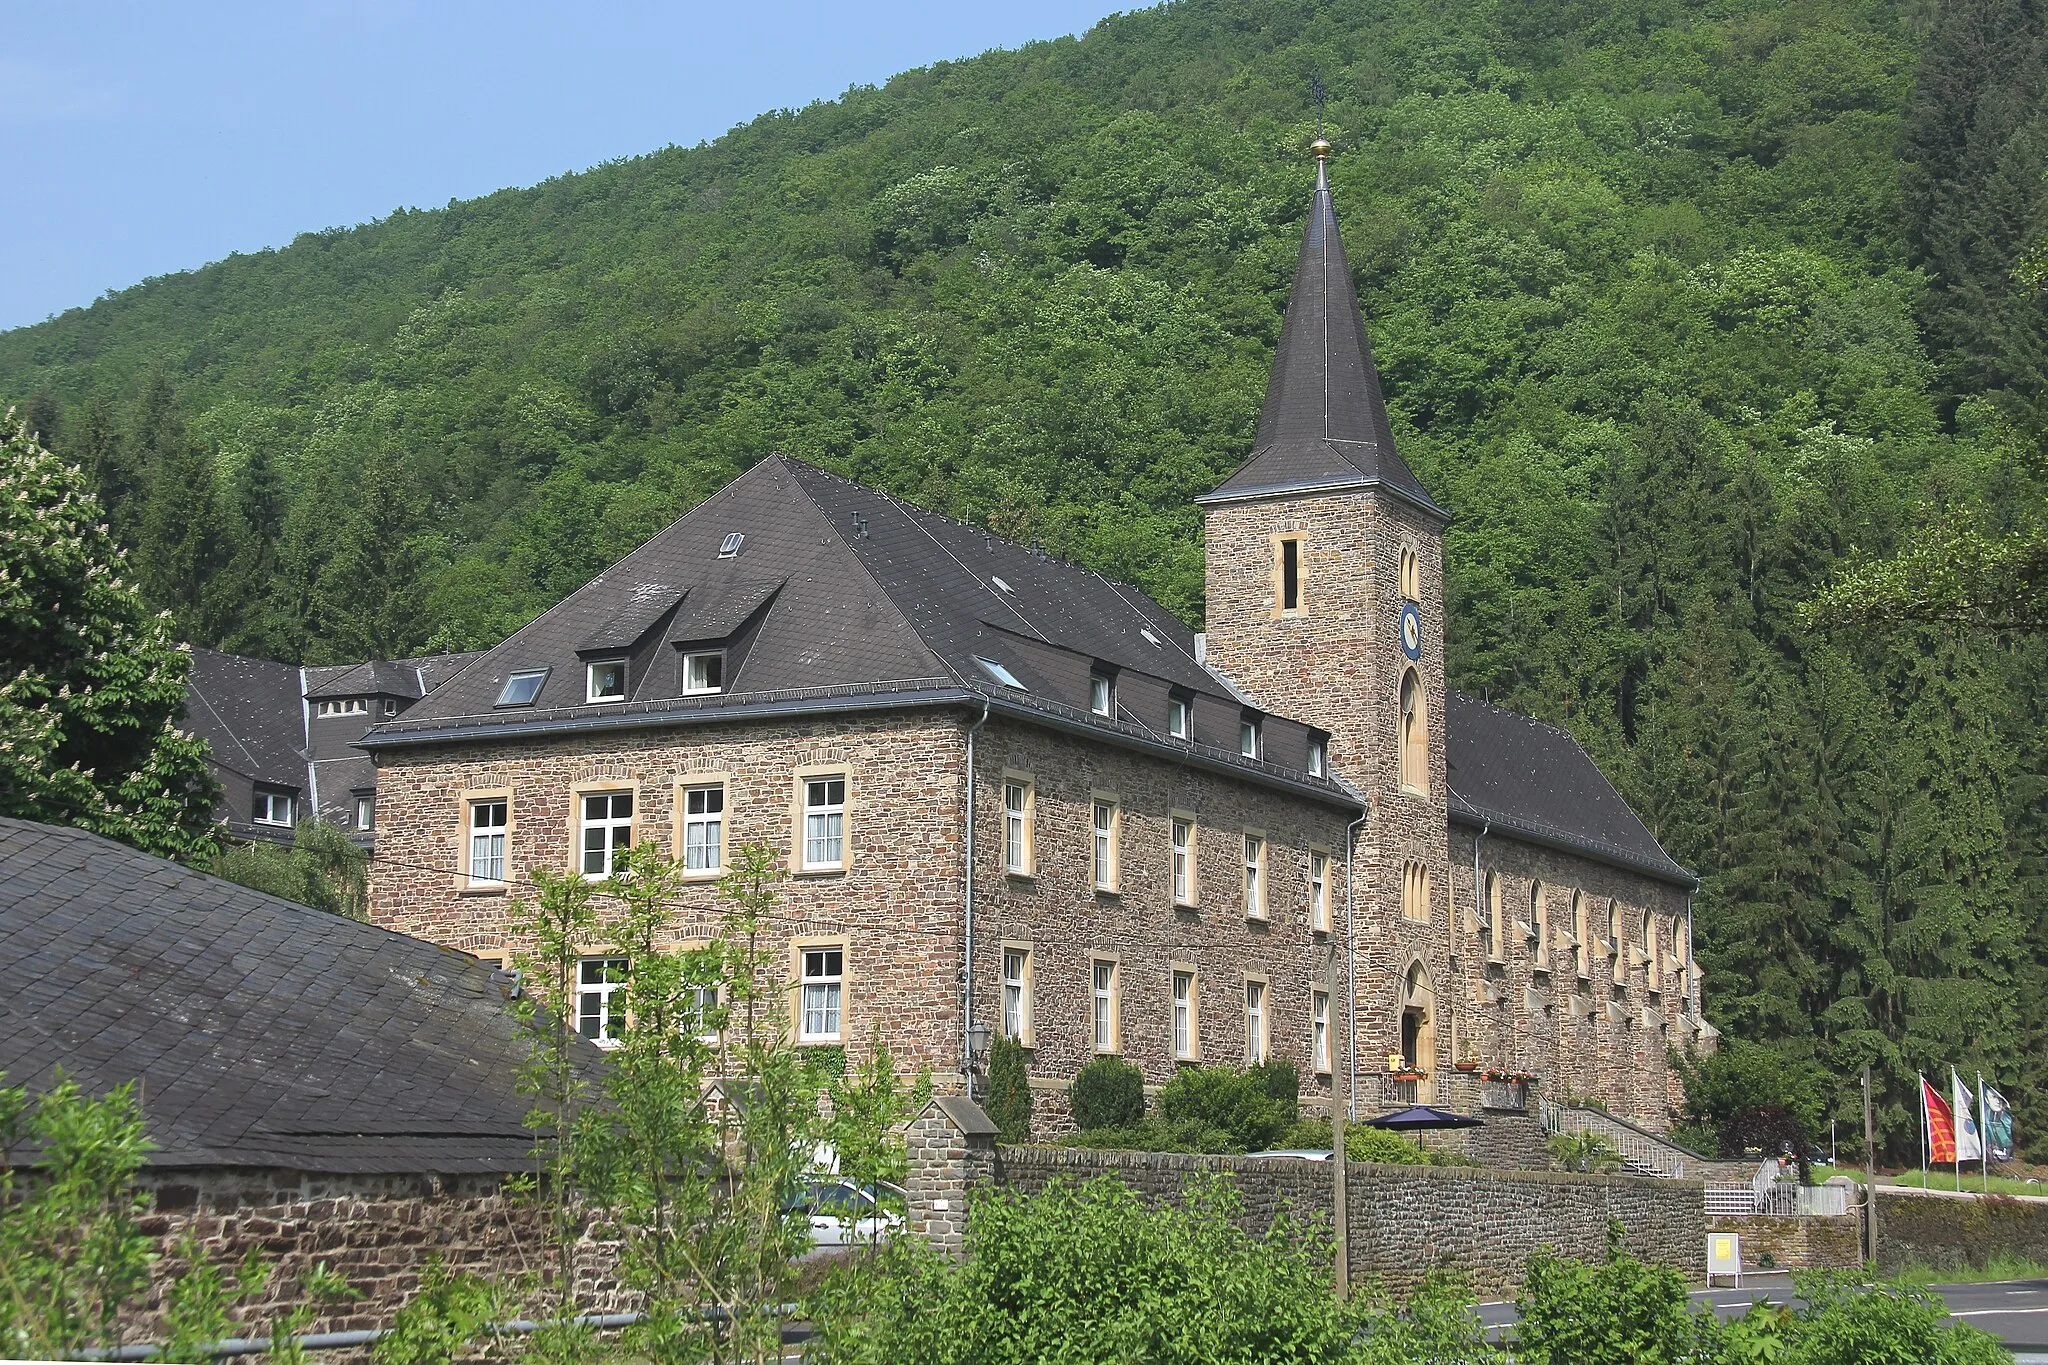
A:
1445;693;1695;887
0;818;598;1173
182;647;305;787
1197;156;1446;520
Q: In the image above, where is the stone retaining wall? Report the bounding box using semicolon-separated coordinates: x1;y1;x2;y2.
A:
989;1145;1705;1297
1706;1213;1862;1270
1875;1190;2048;1274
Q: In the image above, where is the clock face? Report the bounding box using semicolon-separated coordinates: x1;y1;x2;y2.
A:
1399;601;1422;660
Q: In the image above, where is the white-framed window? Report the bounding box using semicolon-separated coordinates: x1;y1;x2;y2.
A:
1310;851;1331;932
681;651;724;694
800;946;844;1041
586;659;627;703
496;669;547;707
1001;946;1031;1041
578;956;629;1047
580;790;634;878
682;783;724;873
684;983;722;1044
1307;735;1327;778
1002;779;1032;875
1092;960;1118;1053
802;776;846;870
1172;967;1197;1060
1171;816;1195;905
1311;988;1331;1074
252;787;296;827
353;793;374;830
1242;833;1266;919
1168;695;1191;739
316;698;369;717
1089;671;1114;717
975;655;1026;689
1239;718;1260;758
1244;979;1267;1065
468;799;507;884
1092;799;1117;891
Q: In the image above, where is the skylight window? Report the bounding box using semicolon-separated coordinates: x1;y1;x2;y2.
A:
1139;628;1162;647
718;532;745;559
496;670;548;707
975;656;1026;690
990;576;1014;593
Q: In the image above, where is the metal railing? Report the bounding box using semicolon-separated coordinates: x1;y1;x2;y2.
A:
1479;1079;1529;1112
1539;1102;1692;1179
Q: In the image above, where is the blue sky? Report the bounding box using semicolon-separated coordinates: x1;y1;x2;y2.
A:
0;1;1116;332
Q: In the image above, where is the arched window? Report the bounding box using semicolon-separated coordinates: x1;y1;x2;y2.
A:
1608;903;1623;984
1398;668;1428;794
1532;881;1549;963
1402;860;1431;923
1398;544;1420;602
1639;910;1654;984
1572;891;1589;977
1488;873;1505;961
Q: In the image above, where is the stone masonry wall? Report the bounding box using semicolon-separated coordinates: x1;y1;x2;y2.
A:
993;1145;1705;1298
1447;827;1694;1130
1706;1213;1862;1271
904;1108;996;1257
1875;1190;2048;1273
129;1169;621;1344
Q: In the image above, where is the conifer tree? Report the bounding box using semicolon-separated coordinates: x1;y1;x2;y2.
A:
67;394;138;534
0;416;219;859
314;445;428;660
132;376;223;637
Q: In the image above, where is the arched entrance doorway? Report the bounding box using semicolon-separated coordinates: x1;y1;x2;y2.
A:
1398;959;1435;1073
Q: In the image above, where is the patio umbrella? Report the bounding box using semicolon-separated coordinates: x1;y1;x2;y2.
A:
1362;1104;1483;1130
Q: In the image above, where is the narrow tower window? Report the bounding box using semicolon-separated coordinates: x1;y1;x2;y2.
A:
1278;537;1303;614
1399;544;1420;603
1398;668;1428;794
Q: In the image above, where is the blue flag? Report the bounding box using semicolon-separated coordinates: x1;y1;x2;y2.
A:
1984;1085;2015;1163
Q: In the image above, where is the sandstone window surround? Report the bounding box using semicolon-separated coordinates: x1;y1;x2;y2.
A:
1243;975;1269;1065
1398;542;1421;603
1311;987;1331;1074
794;938;847;1043
1091;793;1120;893
792;767;850;875
1271;532;1307;617
578;955;629;1048
1398;668;1428;795
675;938;724;1044
1241;830;1267;921
1531;880;1551;972
1483;870;1505;964
1171;963;1199;1061
1401;860;1431;924
574;782;638;880
1571;891;1590;980
675;776;728;878
1091;957;1120;1054
1608;902;1625;985
459;788;513;892
1170;813;1198;907
1001;773;1035;878
586;658;628;704
1309;848;1331;933
1000;942;1033;1044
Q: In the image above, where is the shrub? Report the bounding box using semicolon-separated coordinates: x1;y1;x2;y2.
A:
1251;1057;1300;1127
1515;1227;1715;1365
1671;1040;1827;1167
1722;1269;2008;1364
1158;1065;1291;1153
1548;1131;1625;1174
1070;1055;1145;1131
984;1035;1032;1143
1347;1126;1435;1166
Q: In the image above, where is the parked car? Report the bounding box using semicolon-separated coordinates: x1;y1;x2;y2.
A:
786;1179;906;1250
1245;1149;1334;1161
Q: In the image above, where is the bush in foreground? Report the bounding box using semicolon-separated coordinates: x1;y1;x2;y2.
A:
1070;1056;1145;1131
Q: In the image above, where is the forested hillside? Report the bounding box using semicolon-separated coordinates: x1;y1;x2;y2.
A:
4;0;2045;1159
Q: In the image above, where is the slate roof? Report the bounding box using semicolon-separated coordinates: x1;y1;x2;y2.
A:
1445;694;1694;887
0;818;598;1173
1199;155;1446;520
363;457;1357;806
182;648;305;788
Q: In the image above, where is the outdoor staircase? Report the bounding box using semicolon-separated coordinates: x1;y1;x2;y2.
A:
1539;1102;1707;1179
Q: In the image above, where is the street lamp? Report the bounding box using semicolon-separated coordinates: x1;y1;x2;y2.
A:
967;1020;992;1101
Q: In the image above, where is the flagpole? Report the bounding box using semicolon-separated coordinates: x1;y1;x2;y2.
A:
1919;1073;1927;1188
1979;1072;1988;1194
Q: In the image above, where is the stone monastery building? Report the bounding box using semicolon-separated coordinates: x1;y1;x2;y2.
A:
363;152;1709;1133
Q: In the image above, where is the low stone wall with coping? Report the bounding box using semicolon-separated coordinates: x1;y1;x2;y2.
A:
1706;1213;1862;1270
1875;1189;2048;1273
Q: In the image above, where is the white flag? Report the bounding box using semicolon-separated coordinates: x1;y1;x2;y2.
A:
1952;1069;1984;1163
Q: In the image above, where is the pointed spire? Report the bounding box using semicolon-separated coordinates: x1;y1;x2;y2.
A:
1200;141;1446;519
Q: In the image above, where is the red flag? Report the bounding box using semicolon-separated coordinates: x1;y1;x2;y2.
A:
1924;1075;1957;1163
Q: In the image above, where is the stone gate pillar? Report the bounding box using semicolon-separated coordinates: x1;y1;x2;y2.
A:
904;1095;999;1258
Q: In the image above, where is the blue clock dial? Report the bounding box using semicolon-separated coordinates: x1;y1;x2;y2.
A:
1399;602;1422;660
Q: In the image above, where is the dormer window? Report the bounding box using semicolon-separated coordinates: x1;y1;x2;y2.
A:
1307;732;1328;778
1239;716;1261;759
382;698;400;717
1168;693;1191;739
496;670;547;707
1089;670;1114;718
681;651;724;695
316;699;369;717
586;660;627;703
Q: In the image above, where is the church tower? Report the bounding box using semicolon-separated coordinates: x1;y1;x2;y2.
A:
1198;141;1455;1098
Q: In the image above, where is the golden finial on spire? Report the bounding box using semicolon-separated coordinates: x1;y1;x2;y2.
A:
1311;137;1333;161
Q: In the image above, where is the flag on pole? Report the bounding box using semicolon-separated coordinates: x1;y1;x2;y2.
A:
1953;1070;1984;1163
1923;1074;1957;1164
1984;1085;2015;1163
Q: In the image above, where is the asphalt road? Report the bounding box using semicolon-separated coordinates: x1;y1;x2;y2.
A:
1475;1274;2048;1353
